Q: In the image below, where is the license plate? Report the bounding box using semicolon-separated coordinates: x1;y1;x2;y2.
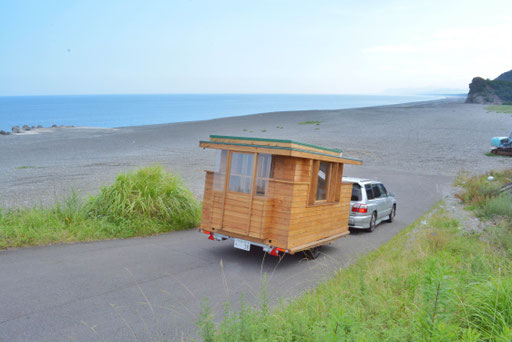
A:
234;239;251;251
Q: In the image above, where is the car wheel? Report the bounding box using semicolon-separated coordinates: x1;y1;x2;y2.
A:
367;212;377;232
387;205;396;223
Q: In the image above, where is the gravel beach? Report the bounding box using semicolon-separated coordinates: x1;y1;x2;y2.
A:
0;97;510;209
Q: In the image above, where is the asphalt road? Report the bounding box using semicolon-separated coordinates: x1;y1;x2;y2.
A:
0;165;450;342
1;98;510;341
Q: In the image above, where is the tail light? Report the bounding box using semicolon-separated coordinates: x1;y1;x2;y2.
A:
352;204;368;213
270;248;279;256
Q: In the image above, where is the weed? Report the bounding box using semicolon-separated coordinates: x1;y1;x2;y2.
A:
298;121;321;125
15;165;43;169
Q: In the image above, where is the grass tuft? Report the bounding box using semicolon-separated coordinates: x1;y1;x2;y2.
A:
0;165;201;249
486;105;512;114
298;121;321;125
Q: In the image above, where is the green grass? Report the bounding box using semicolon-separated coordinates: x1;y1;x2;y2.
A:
198;169;512;341
457;169;512;259
16;165;43;169
0;165;201;249
486;105;512;113
298;121;321;125
455;169;512;209
485;152;511;158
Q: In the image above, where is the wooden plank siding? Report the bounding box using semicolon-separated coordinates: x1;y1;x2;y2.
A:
199;137;360;252
287;182;352;249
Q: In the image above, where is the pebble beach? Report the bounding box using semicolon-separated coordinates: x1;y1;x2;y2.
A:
1;97;510;209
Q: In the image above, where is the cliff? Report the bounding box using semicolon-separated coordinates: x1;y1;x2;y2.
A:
466;70;512;104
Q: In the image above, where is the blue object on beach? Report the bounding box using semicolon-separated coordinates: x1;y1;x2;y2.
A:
491;131;512;148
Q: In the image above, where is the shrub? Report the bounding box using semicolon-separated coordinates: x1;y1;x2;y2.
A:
89;165;201;231
0;165;201;249
477;194;512;221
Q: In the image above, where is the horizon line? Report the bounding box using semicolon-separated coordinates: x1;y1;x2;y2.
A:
0;91;466;98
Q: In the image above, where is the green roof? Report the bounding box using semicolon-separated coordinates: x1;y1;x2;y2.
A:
202;137;363;163
209;135;343;153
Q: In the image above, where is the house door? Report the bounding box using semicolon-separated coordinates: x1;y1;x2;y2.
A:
217;152;273;239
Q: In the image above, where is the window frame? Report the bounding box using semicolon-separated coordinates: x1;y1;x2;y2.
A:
254;153;273;196
308;160;341;205
227;151;255;194
213;150;228;191
222;151;274;196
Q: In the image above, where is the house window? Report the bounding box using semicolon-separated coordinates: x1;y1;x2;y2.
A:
255;154;273;196
309;160;342;204
213;150;227;190
228;152;254;194
316;161;331;201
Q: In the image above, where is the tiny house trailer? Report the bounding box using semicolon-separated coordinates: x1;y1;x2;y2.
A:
199;135;362;257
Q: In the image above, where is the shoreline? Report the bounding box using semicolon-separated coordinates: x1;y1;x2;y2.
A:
1;96;509;210
0;95;457;134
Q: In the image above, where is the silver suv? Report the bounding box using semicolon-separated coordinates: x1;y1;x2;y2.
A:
342;177;396;232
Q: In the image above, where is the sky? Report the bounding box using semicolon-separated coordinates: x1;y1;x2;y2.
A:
1;0;511;96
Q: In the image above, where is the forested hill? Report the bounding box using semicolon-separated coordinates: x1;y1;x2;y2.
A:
496;69;512;82
466;69;512;104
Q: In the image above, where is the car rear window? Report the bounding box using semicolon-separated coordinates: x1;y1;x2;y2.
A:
365;184;374;200
351;183;362;201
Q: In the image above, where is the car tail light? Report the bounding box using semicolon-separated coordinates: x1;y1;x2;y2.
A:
352;204;368;213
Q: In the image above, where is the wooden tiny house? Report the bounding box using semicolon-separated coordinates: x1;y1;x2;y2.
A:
199;135;362;255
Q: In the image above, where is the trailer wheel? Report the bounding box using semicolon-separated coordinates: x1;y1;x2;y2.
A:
304;246;320;260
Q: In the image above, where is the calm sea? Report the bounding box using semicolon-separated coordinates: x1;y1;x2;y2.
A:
0;94;442;131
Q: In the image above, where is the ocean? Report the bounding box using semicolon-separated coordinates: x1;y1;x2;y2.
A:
0;93;443;132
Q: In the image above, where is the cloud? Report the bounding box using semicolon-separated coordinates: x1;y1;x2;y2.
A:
363;21;512;56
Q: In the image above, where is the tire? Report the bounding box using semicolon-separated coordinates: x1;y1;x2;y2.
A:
367;212;377;232
387;205;396;223
304;246;321;259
